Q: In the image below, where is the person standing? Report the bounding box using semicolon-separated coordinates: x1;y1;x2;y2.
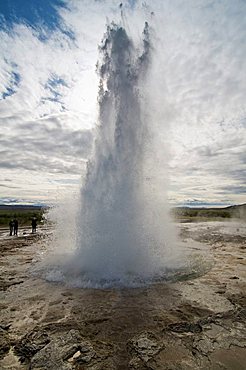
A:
9;219;14;236
32;218;37;233
13;218;18;236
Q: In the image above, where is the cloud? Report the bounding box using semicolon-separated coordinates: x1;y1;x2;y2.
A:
220;185;246;195
0;113;93;173
1;69;20;99
0;0;246;205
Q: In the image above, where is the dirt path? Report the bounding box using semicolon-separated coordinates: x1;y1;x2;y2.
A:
0;221;245;369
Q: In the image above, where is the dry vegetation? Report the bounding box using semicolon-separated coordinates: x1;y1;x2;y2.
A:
172;203;246;222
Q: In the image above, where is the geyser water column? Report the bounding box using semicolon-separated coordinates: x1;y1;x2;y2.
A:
73;21;176;287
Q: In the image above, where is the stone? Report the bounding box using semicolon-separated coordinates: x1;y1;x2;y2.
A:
168;321;202;334
29;330;95;369
0;328;11;359
14;329;50;362
193;337;214;355
128;332;162;362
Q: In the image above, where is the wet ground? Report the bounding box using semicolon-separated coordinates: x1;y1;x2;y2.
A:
0;221;245;369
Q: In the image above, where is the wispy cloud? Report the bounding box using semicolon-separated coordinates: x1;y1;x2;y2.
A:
0;114;93;173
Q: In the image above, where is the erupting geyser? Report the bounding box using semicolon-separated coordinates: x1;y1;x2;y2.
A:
67;21;178;287
46;20;181;288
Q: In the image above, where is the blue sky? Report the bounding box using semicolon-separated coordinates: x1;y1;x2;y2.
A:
0;0;65;30
0;0;245;206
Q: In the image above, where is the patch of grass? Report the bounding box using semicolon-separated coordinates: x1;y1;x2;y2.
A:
0;208;45;227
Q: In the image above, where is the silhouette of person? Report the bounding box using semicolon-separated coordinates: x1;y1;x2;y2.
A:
9;219;14;236
13;218;18;236
32;218;37;233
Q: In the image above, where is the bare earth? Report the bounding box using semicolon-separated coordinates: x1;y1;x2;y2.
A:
0;221;245;370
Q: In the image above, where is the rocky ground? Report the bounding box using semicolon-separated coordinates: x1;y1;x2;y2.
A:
0;221;245;369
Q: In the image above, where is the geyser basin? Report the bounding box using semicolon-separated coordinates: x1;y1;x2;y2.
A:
47;21;183;288
42;239;211;289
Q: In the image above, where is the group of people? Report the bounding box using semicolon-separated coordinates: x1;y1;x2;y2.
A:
9;218;18;236
9;217;37;236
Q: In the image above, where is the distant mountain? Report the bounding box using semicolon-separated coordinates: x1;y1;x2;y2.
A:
225;203;246;210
